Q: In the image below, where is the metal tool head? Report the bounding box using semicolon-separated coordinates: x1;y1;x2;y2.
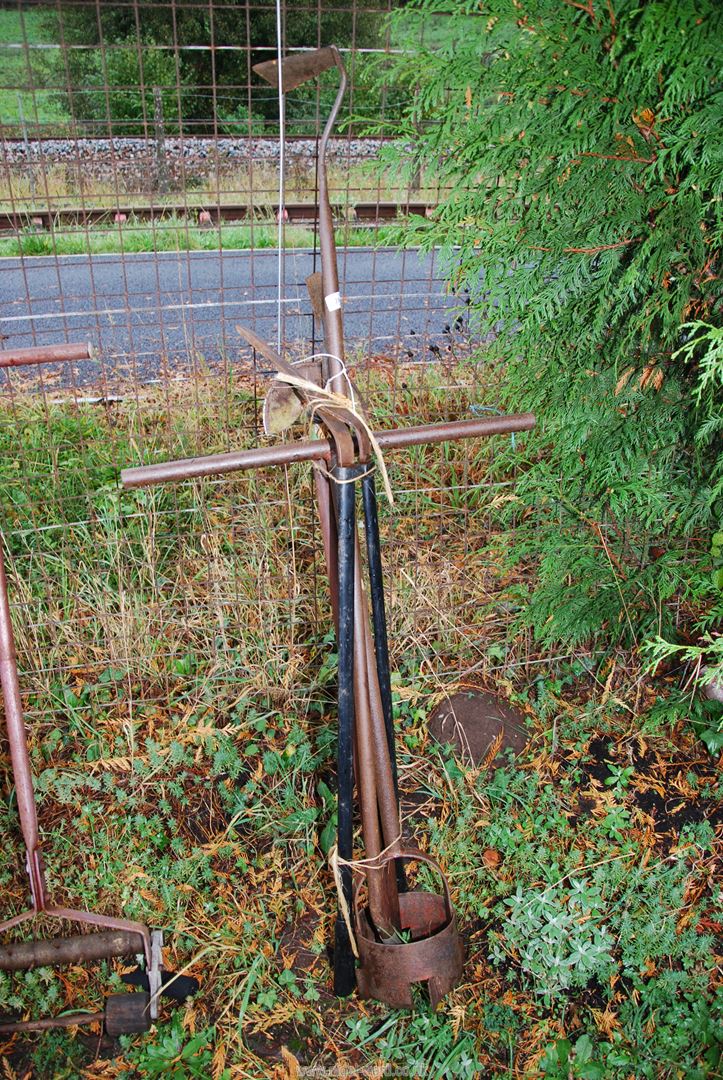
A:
353;849;464;1009
253;46;340;92
262;359;322;435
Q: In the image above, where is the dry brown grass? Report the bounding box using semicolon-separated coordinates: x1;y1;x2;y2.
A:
0;159;446;214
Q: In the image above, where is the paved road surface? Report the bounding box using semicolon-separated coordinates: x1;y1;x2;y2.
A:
0;248;467;384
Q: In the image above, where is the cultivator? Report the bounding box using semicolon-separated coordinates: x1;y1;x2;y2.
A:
122;47;536;1007
0;345;197;1037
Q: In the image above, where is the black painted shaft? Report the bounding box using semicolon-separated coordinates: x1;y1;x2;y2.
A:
333;465;358;996
360;472;396;787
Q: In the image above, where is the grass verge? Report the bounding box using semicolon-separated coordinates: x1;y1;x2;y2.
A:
0;218;397;259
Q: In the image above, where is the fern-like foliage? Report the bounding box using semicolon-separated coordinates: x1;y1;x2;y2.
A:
372;1;722;650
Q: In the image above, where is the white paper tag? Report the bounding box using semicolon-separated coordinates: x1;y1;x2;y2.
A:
325;291;342;312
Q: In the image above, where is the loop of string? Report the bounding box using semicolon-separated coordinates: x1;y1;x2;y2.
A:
334;831;403;872
323;357;357;409
312;460;376;485
272;353;359;428
289;352;357;409
329;845;359;958
272;369;396;506
328;831;403;959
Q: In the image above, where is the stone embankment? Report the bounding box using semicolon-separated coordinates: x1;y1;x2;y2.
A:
2;136;394;189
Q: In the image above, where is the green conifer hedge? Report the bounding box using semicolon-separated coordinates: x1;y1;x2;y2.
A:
373;2;722;680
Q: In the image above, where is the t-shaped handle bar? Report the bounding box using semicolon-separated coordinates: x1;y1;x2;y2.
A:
121;413;535;489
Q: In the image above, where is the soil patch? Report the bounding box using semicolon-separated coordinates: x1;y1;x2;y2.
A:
428;690;528;767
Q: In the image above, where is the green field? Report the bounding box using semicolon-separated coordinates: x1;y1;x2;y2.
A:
0;8;69;132
0;218;396;258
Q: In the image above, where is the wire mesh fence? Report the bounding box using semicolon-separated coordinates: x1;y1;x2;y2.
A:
0;1;527;766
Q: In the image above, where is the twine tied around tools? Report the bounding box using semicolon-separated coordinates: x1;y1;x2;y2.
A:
328;831;403;959
288;351;359;409
272;369;396;507
313;460;376;485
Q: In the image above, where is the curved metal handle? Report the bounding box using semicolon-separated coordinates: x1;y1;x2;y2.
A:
353;846;455;922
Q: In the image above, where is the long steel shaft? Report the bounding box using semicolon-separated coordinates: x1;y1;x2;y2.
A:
361;471;407;894
0;545;45;913
332;464;359;996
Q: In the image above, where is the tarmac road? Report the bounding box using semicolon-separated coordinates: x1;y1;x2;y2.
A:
0;247;468;385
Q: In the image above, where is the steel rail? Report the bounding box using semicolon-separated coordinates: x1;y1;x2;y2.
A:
0;202;431;233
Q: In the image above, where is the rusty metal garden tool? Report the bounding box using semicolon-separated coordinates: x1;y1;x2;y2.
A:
120;45;536;1008
0;347;196;1035
258;42;418;980
254;45;348;395
256;44;407;979
122;411;536;1008
233;334;400;991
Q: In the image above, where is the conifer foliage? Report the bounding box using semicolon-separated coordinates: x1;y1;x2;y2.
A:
376;2;722;660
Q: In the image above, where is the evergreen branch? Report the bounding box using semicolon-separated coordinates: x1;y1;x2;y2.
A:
571;152;656;165
377;0;722;652
529;238;640;254
562;0;598;23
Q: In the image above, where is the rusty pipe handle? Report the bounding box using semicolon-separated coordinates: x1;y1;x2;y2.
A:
0;343;94;368
121;413;536;489
317;47;347;371
0;929;147;972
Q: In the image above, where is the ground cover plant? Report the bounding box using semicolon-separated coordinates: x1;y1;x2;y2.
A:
0;360;720;1077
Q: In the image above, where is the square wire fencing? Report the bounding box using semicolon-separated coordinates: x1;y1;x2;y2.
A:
0;1;529;751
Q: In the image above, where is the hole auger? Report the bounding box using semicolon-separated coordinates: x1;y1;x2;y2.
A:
122;47;535;1007
0;345;197;1037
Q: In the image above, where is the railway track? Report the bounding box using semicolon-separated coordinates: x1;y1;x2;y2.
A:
0;201;432;233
